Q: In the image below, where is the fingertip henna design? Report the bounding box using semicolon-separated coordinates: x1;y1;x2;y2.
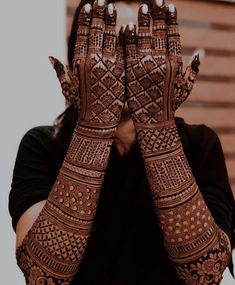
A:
124;23;138;46
166;5;182;59
103;4;117;58
152;1;167;55
191;54;200;73
138;4;152;56
74;5;92;64
49;57;80;107
166;4;177;25
88;1;107;54
152;0;167;20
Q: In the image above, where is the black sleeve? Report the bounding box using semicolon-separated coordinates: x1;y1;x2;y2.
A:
8;126;61;232
178;119;234;246
192;126;235;245
179;122;235;275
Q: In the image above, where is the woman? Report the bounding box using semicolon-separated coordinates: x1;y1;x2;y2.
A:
9;0;235;284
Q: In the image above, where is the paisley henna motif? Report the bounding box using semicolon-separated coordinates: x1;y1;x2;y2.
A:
125;2;231;283
16;1;125;284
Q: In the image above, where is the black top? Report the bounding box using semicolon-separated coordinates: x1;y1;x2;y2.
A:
9;117;235;284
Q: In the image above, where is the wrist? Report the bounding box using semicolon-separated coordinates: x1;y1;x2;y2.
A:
63;124;113;172
136;120;182;157
76;121;117;140
135;120;176;131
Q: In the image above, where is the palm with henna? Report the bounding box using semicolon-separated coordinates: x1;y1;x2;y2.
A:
124;1;199;126
124;1;231;284
50;1;125;129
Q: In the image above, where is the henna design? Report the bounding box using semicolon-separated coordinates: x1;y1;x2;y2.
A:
140;124;231;283
173;55;200;112
138;124;180;155
103;5;117;57
138;4;152;56
125;3;231;283
175;230;231;284
152;0;168;55
17;2;125;284
166;5;181;58
74;5;92;65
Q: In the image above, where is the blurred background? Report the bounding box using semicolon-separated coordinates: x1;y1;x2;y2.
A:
1;0;234;284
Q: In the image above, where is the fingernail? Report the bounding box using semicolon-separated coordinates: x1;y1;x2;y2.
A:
108;3;114;15
98;0;105;7
193;48;206;61
168;4;175;13
85;3;92;13
128;22;135;31
48;56;55;65
121;24;126;30
142;4;148;15
156;0;164;7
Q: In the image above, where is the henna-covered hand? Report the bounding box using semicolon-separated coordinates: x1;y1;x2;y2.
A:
124;1;199;126
124;1;231;284
50;0;125;131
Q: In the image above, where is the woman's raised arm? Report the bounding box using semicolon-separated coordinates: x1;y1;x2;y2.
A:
16;1;125;283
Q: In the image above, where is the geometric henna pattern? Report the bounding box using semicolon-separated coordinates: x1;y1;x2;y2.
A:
125;3;231;284
141;123;231;284
126;52;166;124
124;3;200;126
145;147;192;192
16;1;124;284
16;125;114;283
79;2;125;129
138;124;180;156
50;2;125;127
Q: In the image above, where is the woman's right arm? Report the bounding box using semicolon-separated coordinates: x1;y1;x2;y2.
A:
15;1;125;283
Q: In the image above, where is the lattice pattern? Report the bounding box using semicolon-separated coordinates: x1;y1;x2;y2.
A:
138;125;180;155
126;55;166;124
68;133;111;168
32;215;88;262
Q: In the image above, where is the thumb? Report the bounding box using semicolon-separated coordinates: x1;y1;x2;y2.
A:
49;56;74;102
49;56;67;79
173;52;201;111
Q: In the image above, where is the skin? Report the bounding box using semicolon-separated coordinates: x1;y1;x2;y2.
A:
16;2;231;284
16;0;141;250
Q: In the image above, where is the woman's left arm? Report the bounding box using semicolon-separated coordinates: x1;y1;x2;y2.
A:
125;2;232;284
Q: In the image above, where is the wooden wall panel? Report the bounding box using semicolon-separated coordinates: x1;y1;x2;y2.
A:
67;0;235;197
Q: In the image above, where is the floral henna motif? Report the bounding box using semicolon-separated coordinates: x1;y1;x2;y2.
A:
17;1;125;284
175;230;231;284
125;2;231;283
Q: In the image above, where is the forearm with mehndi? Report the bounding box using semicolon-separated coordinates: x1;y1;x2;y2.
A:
16;1;125;283
16;125;114;284
138;122;231;284
125;2;231;284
